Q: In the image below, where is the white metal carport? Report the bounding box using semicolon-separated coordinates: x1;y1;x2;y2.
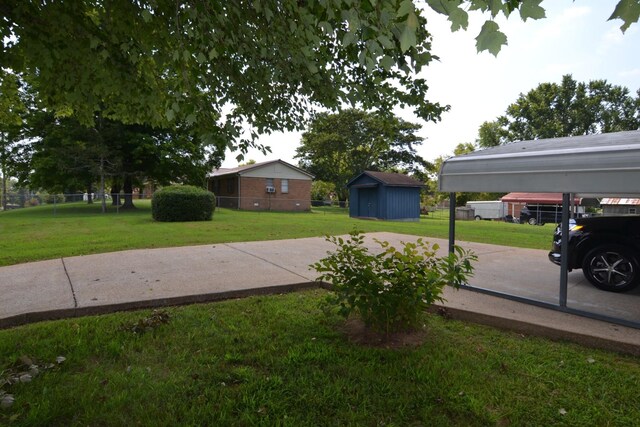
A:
438;130;640;328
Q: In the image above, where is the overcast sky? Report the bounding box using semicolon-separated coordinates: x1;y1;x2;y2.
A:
221;0;640;168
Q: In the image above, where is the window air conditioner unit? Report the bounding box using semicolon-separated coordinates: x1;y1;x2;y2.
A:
266;186;276;193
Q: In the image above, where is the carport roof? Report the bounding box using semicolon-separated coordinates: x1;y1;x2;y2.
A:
438;130;640;196
501;193;582;205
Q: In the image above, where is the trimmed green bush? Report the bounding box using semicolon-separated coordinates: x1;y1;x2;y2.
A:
152;185;215;222
312;230;477;333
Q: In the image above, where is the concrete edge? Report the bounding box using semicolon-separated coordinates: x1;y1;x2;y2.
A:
2;282;639;357
0;282;330;330
431;305;640;357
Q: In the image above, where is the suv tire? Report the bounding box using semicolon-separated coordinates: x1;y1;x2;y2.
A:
581;245;640;292
528;217;537;226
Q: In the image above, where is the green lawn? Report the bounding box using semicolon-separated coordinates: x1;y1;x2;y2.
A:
0;201;553;266
2;204;638;425
2;290;639;426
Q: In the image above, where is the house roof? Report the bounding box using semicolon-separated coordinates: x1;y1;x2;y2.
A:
347;171;424;188
208;159;314;179
501;192;582;205
601;198;640;206
438;130;640;196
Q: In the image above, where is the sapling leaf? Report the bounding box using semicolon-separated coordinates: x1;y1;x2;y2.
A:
608;0;640;32
475;21;507;56
519;0;546;21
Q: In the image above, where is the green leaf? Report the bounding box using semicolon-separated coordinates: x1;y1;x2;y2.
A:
519;0;546;22
141;9;152;23
398;21;417;52
608;0;640;32
425;0;452;15
406;11;419;30
264;7;274;22
318;21;333;34
380;55;395;71
468;0;488;12
447;6;469;31
343;31;357;46
397;0;414;18
425;0;467;31
377;34;395;49
307;62;319;74
365;57;375;73
475;20;507;56
398;13;418;53
487;0;506;18
358;50;367;65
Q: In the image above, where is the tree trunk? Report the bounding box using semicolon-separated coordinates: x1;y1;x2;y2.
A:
1;137;6;211
86;183;93;204
338;189;348;208
100;156;106;213
121;174;135;209
111;182;121;206
1;161;6;211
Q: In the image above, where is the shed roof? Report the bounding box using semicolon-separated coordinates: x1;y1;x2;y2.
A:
438;130;640;196
347;171;423;188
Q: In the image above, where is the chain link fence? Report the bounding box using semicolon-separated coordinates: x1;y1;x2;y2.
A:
1;191;451;219
0;191;154;214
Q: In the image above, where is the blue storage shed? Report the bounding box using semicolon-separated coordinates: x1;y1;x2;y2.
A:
347;171;423;221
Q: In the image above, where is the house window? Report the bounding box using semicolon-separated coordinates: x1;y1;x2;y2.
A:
227;178;235;194
630;208;637;214
281;179;289;194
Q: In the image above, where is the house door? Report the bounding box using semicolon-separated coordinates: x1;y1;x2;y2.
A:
358;188;377;218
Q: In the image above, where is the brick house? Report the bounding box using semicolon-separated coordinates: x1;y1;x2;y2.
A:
207;160;314;211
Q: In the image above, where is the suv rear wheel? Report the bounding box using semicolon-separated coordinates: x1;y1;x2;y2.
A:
581;245;640;292
528;217;537;225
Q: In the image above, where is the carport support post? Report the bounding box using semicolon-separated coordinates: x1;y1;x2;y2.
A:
559;193;570;308
448;193;456;254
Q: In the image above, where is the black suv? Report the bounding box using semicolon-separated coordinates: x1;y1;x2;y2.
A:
548;216;640;292
520;204;563;225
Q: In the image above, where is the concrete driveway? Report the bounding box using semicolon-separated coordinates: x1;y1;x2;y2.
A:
2;232;640;354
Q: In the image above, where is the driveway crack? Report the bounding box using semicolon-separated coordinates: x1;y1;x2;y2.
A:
61;258;78;308
223;244;313;282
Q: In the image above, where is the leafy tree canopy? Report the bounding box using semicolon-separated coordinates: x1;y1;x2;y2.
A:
477;75;640;147
295;108;428;200
17;112;213;209
3;1;637;158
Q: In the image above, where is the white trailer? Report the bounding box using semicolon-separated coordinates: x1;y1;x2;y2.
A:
466;201;507;220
